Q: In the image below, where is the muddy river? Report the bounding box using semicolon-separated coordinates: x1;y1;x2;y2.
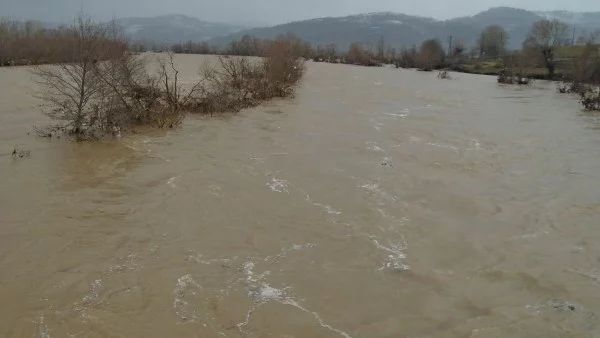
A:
1;55;600;337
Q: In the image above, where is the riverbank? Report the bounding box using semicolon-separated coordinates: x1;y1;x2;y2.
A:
446;61;564;80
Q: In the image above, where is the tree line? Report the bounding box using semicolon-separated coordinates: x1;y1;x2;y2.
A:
166;18;598;81
0;18;127;66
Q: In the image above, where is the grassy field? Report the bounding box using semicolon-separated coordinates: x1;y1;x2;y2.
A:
449;45;600;79
556;45;600;58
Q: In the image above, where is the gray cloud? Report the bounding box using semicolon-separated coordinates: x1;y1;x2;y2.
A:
2;0;600;25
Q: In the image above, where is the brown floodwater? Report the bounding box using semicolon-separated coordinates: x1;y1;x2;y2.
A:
1;55;600;338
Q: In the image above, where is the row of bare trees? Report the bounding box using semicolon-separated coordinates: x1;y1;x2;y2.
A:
0;18;126;66
32;16;306;141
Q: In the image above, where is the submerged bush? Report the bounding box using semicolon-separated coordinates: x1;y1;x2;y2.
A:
32;16;305;141
497;69;531;85
186;37;305;116
580;87;600;111
437;71;451;79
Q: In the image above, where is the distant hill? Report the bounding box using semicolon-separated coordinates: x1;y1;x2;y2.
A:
113;14;249;45
208;7;600;51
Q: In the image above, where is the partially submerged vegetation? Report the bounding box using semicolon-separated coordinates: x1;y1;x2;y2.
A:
554;41;600;111
5;14;600;123
11;147;31;159
30;16;305;141
437;71;451;80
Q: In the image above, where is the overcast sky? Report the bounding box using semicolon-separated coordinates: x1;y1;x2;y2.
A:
2;0;599;25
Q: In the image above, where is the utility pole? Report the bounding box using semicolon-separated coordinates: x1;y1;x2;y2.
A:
448;36;453;57
572;28;576;46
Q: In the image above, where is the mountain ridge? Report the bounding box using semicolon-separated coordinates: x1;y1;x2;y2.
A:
102;8;600;50
112;14;250;45
207;7;600;50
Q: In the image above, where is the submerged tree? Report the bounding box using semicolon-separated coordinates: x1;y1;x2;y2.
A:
32;16;126;140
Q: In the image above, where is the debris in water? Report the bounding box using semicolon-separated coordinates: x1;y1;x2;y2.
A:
11;147;31;159
379;157;393;167
548;299;576;312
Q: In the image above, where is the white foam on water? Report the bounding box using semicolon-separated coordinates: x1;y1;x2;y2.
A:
312;201;342;215
519;227;550;240
283;299;354;338
248;154;265;163
467;138;483;151
208;184;223;197
73;279;103;317
301;189;342;216
107;253;141;274
262;243;316;263
36;315;51;338
383;112;408;118
409;136;421;144
167;176;179;188
372;238;410;271
427;142;459;151
360;183;381;194
369;118;384;131
82;279;102;304
366;141;385;152
243;261;289;305
239;260;354;338
292;243;316;250
267;178;289;193
173;274;202;322
567;269;600;285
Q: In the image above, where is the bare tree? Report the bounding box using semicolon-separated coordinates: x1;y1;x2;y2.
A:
396;45;418;68
32;16;114;140
478;25;508;59
576;29;600;45
418;39;445;71
346;42;367;65
325;44;337;62
452;40;466;57
524;19;569;78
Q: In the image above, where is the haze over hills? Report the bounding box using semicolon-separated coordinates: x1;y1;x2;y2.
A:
106;7;600;49
112;14;250;45
207;7;600;50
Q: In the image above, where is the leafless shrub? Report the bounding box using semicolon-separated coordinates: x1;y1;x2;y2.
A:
498;52;532;85
558;43;600;94
580;87;600;111
395;46;418;68
190;38;305;115
32;16;306;140
557;81;585;94
437;71;451;79
497;70;531;85
31;16;116;141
